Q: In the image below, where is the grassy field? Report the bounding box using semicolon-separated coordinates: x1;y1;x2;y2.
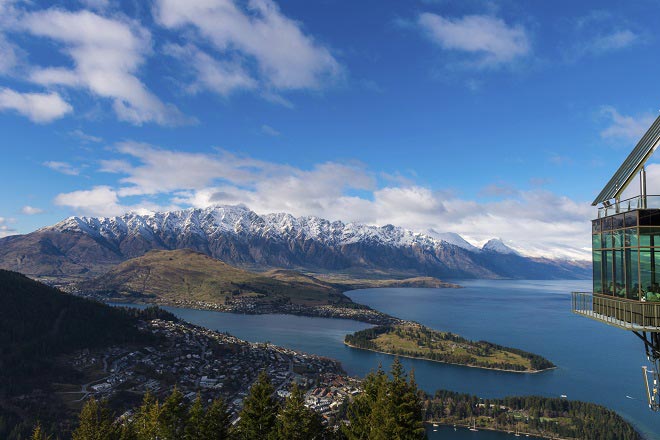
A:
345;323;555;372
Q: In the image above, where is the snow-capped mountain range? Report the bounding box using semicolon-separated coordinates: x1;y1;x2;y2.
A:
0;205;589;281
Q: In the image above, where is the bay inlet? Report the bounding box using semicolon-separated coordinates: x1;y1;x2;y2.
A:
114;279;660;439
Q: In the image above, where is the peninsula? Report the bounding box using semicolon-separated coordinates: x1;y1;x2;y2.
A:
345;323;555;372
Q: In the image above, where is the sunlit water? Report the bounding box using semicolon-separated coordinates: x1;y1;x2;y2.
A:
114;280;660;439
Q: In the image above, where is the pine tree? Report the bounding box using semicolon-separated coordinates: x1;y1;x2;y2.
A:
31;422;50;440
184;394;205;440
276;384;325;440
235;371;279;440
72;397;118;440
204;397;232;439
341;359;425;440
342;366;387;440
133;392;161;440
159;387;188;439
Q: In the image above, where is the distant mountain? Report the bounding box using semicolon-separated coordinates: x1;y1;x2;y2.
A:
76;248;350;306
0;205;590;281
482;238;519;255
425;230;480;252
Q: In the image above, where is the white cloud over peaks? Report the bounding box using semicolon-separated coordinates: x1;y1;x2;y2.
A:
21;205;44;215
0;216;17;238
21;9;188;126
0;87;72;122
417;13;530;67
51;143;592;259
53;185;169;217
600;106;656;142
155;0;342;91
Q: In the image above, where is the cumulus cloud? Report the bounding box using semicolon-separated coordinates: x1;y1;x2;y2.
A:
155;0;342;91
51;142;592;259
164;43;257;96
417;13;530;67
0;87;72;123
21;205;44;215
0;217;17;238
21;9;188;126
600;106;656;142
53;185;170;217
43;161;80;175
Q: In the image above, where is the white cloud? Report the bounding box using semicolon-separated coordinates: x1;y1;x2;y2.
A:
43;161;80;175
21;205;44;215
261;124;280;136
164;43;257;96
0;87;72;123
0;216;17;238
600;106;656;142
54;186;122;217
155;0;342;91
21;9;188;126
417;13;530;67
567;11;640;61
52;142;592;259
0;34;17;74
69;129;102;143
589;30;637;53
53;185;169;217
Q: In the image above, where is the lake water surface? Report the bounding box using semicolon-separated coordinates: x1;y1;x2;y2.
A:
120;280;660;439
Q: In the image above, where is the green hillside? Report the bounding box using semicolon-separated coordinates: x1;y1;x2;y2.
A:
345;323;555;372
75;249;352;306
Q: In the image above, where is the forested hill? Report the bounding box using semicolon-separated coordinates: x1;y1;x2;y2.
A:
425;390;640;440
0;270;170;390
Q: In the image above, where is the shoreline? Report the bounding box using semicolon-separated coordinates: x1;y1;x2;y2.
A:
95;296;399;325
103;297;556;374
426;421;572;440
343;341;557;374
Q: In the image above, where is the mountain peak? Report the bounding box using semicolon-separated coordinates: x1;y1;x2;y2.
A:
482;238;519;255
426;230;479;252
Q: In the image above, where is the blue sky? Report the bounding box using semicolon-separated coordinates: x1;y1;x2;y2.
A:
1;0;659;259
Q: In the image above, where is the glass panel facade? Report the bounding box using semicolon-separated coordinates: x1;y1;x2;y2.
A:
593;250;602;294
592;209;660;301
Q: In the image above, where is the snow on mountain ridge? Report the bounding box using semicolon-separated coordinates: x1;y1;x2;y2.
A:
482;238;520;255
48;205;450;251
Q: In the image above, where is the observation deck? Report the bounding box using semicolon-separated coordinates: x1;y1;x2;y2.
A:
572;291;660;332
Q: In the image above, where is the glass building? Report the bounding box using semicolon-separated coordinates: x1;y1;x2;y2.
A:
573;114;660;412
592;208;660;302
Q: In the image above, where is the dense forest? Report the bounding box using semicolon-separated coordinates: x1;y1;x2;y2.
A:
345;324;555;371
424;390;640;440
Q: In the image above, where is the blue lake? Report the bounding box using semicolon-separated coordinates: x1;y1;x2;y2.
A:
117;279;660;439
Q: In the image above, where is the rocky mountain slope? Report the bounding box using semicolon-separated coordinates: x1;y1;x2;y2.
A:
0;205;590;281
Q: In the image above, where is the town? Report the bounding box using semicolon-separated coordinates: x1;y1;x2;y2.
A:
60;318;362;425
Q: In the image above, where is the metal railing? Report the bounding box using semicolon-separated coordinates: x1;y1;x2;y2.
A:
598;195;660;218
572;292;660;331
